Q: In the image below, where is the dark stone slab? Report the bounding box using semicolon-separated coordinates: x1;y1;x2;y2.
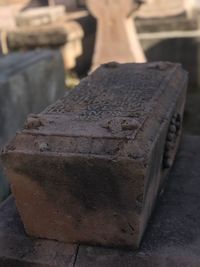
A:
75;135;200;266
0;197;78;267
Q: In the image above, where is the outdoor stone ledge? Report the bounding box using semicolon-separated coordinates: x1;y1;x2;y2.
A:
6;12;85;69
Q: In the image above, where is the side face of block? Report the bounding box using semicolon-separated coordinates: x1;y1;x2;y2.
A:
1;62;188;248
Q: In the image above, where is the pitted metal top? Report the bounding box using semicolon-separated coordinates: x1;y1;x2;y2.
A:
7;62;187;157
16;62;180;143
46;62;178;120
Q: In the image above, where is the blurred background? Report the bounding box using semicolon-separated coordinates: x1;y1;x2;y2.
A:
0;0;200;201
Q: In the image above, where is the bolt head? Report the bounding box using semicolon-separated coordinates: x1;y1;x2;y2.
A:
39;143;50;152
169;125;177;133
163;158;171;169
167;133;175;141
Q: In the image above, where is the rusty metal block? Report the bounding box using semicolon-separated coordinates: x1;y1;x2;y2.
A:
1;62;188;248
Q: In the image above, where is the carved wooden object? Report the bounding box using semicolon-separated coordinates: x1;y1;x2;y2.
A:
86;0;146;70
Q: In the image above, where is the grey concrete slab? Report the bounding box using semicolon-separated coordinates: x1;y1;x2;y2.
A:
1;135;200;266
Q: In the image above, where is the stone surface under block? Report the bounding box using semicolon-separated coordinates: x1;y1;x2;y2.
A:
6;11;94;71
0;50;66;202
1;62;188;248
1;136;200;266
0;196;77;267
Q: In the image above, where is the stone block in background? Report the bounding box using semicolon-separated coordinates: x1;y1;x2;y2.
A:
1;62;188;248
135;14;200;135
0;49;66;202
21;0;87;11
136;14;200;88
15;6;66;28
7;20;84;69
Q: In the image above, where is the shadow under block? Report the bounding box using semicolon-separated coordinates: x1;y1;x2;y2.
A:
1;136;200;266
0;50;66;202
1;62;188;248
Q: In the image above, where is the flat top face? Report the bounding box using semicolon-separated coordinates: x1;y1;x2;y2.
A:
3;62;186;157
46;62;177;120
39;62;180;138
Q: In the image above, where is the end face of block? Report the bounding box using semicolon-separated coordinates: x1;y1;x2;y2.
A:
1;62;188;248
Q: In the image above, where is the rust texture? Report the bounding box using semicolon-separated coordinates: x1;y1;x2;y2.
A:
1;62;188;248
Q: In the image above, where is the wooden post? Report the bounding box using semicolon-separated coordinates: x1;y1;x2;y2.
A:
48;0;55;6
86;0;146;70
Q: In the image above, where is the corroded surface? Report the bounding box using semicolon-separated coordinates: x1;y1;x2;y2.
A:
1;136;200;266
1;62;188;248
7;20;84;69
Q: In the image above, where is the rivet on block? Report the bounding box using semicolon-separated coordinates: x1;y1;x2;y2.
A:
163;113;182;169
165;141;173;151
169;125;177;133
121;120;139;131
25;117;42;129
167;133;175;141
163;158;172;169
39;143;50;152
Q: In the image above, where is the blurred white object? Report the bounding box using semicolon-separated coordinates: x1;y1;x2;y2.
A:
87;0;146;70
15;5;66;27
184;0;200;17
136;0;186;18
